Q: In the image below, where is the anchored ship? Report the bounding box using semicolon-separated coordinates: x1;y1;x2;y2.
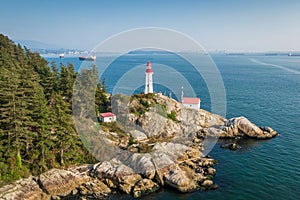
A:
79;55;96;61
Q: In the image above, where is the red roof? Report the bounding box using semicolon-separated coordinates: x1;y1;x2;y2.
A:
182;97;200;104
100;112;116;118
146;60;153;73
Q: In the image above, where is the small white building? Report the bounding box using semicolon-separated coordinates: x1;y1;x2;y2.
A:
182;97;201;109
99;112;116;123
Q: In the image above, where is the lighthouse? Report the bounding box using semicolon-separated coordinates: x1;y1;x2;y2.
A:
144;60;153;94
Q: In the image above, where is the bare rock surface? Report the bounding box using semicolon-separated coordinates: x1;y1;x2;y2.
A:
200;116;278;139
130;130;148;142
0;176;48;200
94;159;142;194
38;166;91;197
127;153;156;179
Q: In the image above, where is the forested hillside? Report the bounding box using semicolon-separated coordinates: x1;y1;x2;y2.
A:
0;34;105;185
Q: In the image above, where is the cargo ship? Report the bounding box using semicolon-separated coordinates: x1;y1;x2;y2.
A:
79;55;96;61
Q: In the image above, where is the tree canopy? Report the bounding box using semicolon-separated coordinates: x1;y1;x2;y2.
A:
0;34;106;185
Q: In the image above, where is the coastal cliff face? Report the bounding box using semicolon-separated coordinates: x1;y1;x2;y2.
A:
0;94;278;199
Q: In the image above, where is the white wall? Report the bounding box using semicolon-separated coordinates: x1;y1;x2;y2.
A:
183;102;200;109
101;116;116;123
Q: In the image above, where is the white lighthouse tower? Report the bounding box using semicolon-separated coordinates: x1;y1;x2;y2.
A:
144;60;153;94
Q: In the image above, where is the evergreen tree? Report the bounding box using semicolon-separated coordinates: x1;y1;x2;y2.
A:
59;63;76;102
73;64;99;118
95;82;110;113
0;33;97;184
25;49;55;99
0;45;31;180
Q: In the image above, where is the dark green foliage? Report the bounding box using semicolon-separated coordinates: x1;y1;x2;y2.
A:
129;105;147;116
95;82;110;113
167;111;178;122
140;99;150;108
0;34;97;185
59;63;76;102
73;64;99;119
129;95;153;116
145;93;154;99
132;93;154;99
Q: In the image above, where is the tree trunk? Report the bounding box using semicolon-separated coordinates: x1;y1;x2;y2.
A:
41;142;45;171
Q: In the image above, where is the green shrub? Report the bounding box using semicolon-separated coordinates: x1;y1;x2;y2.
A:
145;93;154;99
140;99;150;108
167;111;177;122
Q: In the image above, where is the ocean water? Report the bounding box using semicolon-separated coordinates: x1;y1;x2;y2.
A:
45;54;300;199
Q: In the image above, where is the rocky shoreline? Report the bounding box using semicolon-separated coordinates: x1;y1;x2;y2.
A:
0;94;278;199
0;154;217;199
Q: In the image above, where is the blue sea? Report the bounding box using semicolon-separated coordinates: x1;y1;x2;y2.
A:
45;53;300;200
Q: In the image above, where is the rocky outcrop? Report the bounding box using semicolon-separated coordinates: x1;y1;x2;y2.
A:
112;94;226;140
0;94;278;199
90;141;217;195
163;165;197;192
132;179;159;198
225;117;278;139
198;116;278;139
137;111;182;138
0;176;48;200
178;108;225;128
220;143;241;151
94;160;142;194
113;94;277;141
130;130;148;142
0;141;222;199
127;153;156;179
76;179;111;199
38;165;91;197
0;165;111;200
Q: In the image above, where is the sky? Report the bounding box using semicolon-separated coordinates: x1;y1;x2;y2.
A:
1;0;300;52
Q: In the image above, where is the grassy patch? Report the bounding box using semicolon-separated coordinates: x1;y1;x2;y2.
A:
167;111;178;122
129;95;154;116
100;122;125;134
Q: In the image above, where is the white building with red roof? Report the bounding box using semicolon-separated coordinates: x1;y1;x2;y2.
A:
181;97;201;109
99;112;116;123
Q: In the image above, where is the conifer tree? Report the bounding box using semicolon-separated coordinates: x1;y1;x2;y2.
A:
0;33;98;184
73;64;99;118
59;63;76;102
